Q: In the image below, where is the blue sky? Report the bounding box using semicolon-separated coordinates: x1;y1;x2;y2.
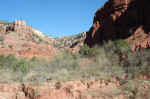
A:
0;0;107;37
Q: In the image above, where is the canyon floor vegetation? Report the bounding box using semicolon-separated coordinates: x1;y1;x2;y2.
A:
0;39;150;85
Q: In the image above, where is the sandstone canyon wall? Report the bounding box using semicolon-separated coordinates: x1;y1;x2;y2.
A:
85;0;150;50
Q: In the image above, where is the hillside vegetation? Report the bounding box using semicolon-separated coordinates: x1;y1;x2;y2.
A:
0;40;149;84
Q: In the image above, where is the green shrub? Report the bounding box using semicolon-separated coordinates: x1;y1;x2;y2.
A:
0;54;30;74
12;58;30;74
79;44;100;57
55;81;61;89
125;49;150;76
103;41;121;66
114;39;130;52
0;35;4;41
0;55;6;68
8;45;13;49
50;50;80;71
103;40;150;77
5;54;18;68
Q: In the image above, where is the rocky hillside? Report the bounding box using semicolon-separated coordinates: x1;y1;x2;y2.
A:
1;0;150;98
85;0;150;51
0;20;56;59
53;32;86;52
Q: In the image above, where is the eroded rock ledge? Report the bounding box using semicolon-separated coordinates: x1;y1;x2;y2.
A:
0;77;150;99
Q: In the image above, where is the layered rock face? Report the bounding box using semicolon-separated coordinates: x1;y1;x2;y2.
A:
12;20;33;34
85;0;150;50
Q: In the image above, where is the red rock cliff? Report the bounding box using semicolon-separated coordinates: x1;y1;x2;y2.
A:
85;0;150;50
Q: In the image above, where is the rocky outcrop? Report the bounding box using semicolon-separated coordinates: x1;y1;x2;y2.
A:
85;0;150;50
12;20;33;34
54;32;86;51
0;77;150;99
0;20;47;38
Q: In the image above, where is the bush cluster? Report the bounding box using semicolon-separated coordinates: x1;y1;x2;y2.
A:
0;39;150;83
79;44;100;57
79;40;150;78
0;54;30;73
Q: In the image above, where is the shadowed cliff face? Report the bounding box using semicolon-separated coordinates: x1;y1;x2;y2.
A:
85;0;150;50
